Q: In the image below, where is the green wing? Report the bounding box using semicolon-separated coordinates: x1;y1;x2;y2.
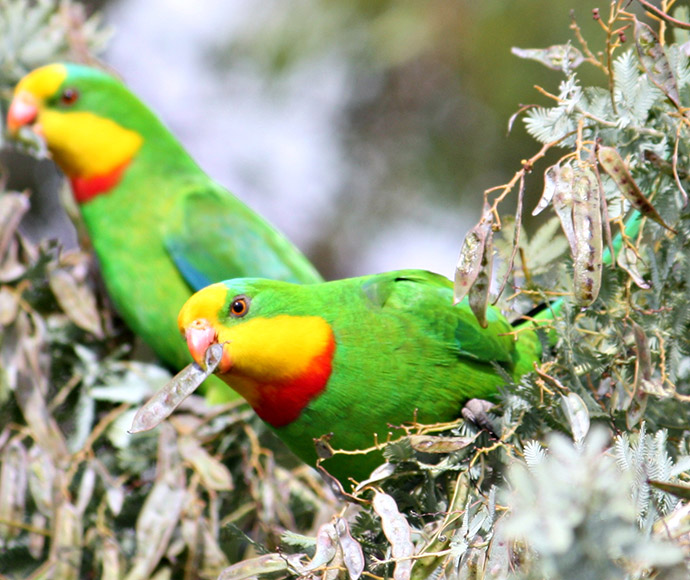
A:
163;183;323;290
360;269;523;371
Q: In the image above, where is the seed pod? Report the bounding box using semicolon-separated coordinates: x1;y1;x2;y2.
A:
0;440;28;544
48;267;104;338
454;209;493;305
597;146;675;232
50;501;83;580
335;518;365;580
0;192;30;260
533;164;559;216
511;45;584;71
468;223;493;328
372;492;413;580
571;164;603;305
408;435;475;453
217;553;305;580
129;465;186;579
178;436;233;491
303;522;338;571
560;393;590;444
550;162;603;305
551;163;578;251
129;343;223;433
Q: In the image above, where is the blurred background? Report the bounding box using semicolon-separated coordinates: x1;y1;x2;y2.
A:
8;0;608;280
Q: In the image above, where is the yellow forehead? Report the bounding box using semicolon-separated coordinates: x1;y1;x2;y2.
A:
15;64;67;99
178;283;229;330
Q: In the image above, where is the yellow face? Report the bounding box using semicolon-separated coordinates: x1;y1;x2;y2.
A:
9;64;143;178
178;283;334;382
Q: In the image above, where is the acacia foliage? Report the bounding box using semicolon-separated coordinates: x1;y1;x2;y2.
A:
0;1;689;579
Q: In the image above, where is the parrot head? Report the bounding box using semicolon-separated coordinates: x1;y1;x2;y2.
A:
7;63;147;201
178;279;336;426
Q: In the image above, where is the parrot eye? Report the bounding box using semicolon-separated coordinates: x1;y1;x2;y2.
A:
60;88;80;105
229;295;250;318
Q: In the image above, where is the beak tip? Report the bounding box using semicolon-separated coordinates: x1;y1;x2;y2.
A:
7;94;38;135
184;321;218;367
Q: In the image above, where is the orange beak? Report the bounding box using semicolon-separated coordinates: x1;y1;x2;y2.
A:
7;90;39;135
184;319;232;373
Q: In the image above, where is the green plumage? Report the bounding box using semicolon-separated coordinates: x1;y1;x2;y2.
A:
200;270;542;482
26;64;323;401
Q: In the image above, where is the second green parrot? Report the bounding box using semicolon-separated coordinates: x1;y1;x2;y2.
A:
7;63;323;402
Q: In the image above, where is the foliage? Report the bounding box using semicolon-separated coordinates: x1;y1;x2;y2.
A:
0;1;689;579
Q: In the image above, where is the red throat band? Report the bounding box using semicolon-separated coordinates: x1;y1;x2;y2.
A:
69;160;131;203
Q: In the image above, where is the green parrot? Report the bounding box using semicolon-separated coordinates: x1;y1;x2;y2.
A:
7;63;323;402
177;269;544;483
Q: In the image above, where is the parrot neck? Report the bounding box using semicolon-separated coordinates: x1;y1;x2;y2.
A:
222;318;337;427
69;160;132;203
245;338;335;427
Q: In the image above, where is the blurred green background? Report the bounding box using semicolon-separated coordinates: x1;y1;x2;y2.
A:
9;0;611;279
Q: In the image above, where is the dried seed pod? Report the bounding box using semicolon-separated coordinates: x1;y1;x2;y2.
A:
551;163;578;251
533;164;559;216
28;445;56;516
129;343;223;433
634;18;681;109
408;435;475;453
511;44;584;70
560;393;590;444
454;209;493;305
218;553;305;580
15;356;69;460
597;146;675;232
28;512;47;559
468;224;493;328
50;501;83;580
372;491;413;580
571;164;603;305
129;466;186;579
549;161;603;305
48;267;104;338
178;436;233;491
0;440;28;544
0;192;30;260
335;517;365;580
0;286;19;325
304;522;338;571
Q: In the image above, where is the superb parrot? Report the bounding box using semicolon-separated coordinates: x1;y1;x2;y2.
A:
177;269;544;483
7;63;322;402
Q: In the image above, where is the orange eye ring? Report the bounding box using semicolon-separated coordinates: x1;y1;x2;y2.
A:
60;88;79;105
229;295;249;318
